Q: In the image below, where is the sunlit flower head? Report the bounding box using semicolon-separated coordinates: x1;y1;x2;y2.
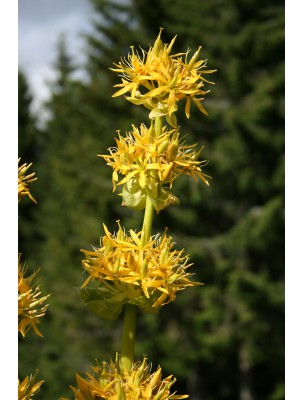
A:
18;255;50;338
101;123;210;212
18;158;37;204
111;29;216;126
60;355;188;400
18;370;43;400
80;222;200;318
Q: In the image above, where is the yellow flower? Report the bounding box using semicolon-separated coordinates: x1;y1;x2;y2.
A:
111;29;216;126
101;123;210;212
80;222;200;317
18;158;37;203
18;370;43;400
18;255;50;338
60;355;188;400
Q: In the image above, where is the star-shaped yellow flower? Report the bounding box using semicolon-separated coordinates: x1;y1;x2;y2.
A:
101;123;210;212
60;356;188;400
111;29;216;126
18;158;37;204
18;255;50;338
18;371;44;400
80;222;200;315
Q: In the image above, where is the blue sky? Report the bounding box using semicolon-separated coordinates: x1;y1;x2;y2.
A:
19;0;95;115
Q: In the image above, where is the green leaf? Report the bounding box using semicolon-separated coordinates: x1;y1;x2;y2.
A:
129;292;160;314
76;287;126;320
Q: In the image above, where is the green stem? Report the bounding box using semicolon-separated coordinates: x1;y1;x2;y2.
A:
140;117;162;248
120;184;154;372
120;303;138;371
140;195;154;248
155;115;163;138
120;117;162;371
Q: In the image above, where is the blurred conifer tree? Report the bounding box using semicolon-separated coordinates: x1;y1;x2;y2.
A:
18;71;42;262
131;1;284;399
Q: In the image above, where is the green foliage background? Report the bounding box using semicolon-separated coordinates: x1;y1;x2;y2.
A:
18;0;284;399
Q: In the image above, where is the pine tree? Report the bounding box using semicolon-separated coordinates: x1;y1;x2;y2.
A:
18;70;39;161
18;70;42;262
18;35;119;399
19;7;145;397
130;1;285;399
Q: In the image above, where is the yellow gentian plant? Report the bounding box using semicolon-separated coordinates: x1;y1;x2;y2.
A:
64;29;215;399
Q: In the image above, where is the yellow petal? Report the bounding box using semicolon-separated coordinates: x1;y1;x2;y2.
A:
185;97;191;119
147;85;168;98
193;98;208;115
113;82;135;97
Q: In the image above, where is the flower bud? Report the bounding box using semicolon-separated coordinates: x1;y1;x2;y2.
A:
134;358;148;386
103;238;113;255
147;123;156;143
160;243;170;265
187;46;202;70
122;177;147;211
168;135;179;161
99;361;109;387
152;28;164;56
117;220;125;242
140;259;148;277
157;138;170;154
114;258;121;274
149;368;162;390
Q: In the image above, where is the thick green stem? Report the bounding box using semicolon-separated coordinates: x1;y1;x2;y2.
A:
140;117;162;248
120;184;154;372
155;115;163;138
120;303;138;371
120;117;162;371
140;195;154;248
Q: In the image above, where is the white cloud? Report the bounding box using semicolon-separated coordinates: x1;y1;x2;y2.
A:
19;0;94;121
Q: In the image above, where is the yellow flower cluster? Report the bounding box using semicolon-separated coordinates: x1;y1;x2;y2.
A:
18;255;50;338
61;356;188;400
81;222;200;315
101;123;210;211
18;158;47;397
18;370;43;400
111;29;216;126
18;158;37;203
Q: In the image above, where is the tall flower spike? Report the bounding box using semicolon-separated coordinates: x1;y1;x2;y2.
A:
60;356;188;400
79;222;201;319
111;29;216;126
101;123;210;212
18;255;50;337
18;158;37;203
